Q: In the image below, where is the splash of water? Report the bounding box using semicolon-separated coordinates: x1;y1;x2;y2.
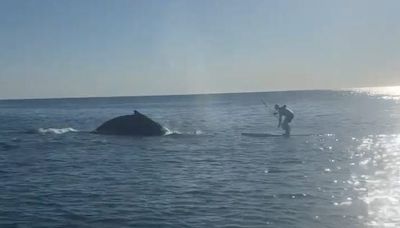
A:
38;127;78;134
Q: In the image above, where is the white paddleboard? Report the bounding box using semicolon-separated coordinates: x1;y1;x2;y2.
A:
241;133;311;137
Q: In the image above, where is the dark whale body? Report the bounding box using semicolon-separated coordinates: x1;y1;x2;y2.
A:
94;110;167;136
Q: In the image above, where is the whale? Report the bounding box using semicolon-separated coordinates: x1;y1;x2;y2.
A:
94;110;167;136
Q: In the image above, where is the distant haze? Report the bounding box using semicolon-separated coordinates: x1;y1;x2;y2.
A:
1;0;399;99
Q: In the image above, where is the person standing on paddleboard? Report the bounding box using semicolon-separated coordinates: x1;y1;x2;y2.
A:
274;104;294;136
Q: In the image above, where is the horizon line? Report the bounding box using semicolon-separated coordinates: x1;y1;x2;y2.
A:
0;85;398;102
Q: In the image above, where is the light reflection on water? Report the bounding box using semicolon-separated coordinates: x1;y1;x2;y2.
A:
350;135;400;227
351;86;400;101
348;86;400;226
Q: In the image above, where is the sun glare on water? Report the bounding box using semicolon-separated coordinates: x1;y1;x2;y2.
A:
351;86;400;101
350;135;400;227
342;86;400;226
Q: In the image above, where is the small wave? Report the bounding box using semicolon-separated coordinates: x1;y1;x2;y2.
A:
38;128;78;134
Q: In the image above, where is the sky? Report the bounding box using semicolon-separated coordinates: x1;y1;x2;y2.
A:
0;0;400;99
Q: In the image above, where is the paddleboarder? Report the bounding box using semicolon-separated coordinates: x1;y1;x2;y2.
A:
274;104;294;136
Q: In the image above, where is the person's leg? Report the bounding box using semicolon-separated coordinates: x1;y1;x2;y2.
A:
282;119;290;135
286;123;291;135
284;116;293;136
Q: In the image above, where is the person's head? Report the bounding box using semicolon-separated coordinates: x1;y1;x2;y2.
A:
274;104;279;110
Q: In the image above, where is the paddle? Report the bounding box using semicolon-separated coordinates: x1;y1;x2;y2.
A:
261;99;278;118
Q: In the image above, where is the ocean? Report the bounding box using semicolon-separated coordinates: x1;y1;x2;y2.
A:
1;87;400;228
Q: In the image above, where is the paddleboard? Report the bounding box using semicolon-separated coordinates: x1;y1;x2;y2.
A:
241;133;311;137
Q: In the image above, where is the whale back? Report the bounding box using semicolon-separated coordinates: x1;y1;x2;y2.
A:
95;111;166;136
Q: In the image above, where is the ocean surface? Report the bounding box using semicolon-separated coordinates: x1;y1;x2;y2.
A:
1;87;400;228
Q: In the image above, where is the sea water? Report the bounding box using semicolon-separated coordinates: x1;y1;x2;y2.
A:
1;87;400;227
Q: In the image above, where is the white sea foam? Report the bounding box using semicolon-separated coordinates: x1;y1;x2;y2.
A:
163;127;203;136
38;128;78;134
163;127;181;135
